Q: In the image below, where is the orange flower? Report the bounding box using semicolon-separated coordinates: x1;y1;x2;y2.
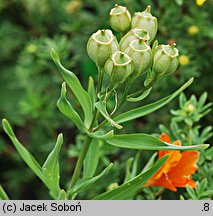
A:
146;133;199;192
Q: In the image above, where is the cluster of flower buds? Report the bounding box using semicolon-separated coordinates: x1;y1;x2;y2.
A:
86;4;180;85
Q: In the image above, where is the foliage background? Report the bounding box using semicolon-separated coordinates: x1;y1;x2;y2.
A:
0;0;212;199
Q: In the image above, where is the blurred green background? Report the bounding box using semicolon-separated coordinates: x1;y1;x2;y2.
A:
0;0;212;199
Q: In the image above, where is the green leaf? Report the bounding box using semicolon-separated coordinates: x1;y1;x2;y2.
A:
57;189;67;200
83;139;100;178
57;82;87;132
199;190;213;198
179;93;187;108
88;76;96;107
93;155;168;200
2;119;45;183
69;163;113;195
141;152;158;173
205;146;213;160
95;101;122;129
88;130;114;139
127;87;152;102
198;92;207;109
114;78;194;124
131;151;141;178
105;133;209;150
50;48;93;128
124;157;133;182
186;185;197;200
0;185;9;200
42;133;63;197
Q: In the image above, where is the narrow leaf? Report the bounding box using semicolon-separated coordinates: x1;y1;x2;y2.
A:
57;82;86;132
50;48;93;128
95;101;122;129
69;163;113;195
124;157;133;182
2;119;45;182
57;189;67;200
115;78;194;124
83;139;100;178
88;76;96;107
94;156;168;200
186;185;197;200
0;185;9;200
127;87;152;102
105;133;209;150
141;152;158;173
42;133;63;196
88;130;114;139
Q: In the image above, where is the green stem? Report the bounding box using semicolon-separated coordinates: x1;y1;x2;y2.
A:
67;136;92;196
97;67;104;94
93;79;133;132
117;77;134;111
127;75;157;98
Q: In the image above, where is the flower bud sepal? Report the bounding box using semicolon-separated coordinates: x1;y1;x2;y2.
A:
104;51;134;85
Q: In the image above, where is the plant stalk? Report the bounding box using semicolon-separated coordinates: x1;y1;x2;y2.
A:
67;136;92;196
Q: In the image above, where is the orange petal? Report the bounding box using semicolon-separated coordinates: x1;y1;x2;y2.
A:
147;173;177;192
160;133;171;143
168;151;199;179
159;133;171;159
172;176;196;188
158;135;181;159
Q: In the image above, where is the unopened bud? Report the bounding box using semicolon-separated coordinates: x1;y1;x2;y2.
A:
110;4;131;33
119;28;150;51
104;51;134;83
185;103;195;113
131;6;157;42
152;43;179;76
87;29;119;67
123;39;152;77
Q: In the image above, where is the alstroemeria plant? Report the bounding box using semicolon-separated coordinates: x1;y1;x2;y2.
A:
0;4;209;200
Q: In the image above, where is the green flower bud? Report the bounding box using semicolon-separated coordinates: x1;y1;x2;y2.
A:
87;29;119;67
104;51;134;83
131;6;157;42
152;43;179;76
123;39;152;77
110;4;131;33
119;28;150;51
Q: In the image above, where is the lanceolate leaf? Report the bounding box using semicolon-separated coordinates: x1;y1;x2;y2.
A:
127;87;152;102
50;48;93;128
95;101;122;129
57;82;87;132
93;156;168;200
88;76;96;108
57;189;67;200
42;133;63;197
114;78;194;124
83;138;100;178
88;130;114;139
69;163;113;195
2;119;45;183
0;185;9;200
105;133;209;151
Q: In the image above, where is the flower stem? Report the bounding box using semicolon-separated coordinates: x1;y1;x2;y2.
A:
67;136;92;197
97;66;104;94
127;75;157;98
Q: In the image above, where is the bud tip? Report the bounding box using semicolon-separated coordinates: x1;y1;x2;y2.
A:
146;5;151;13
